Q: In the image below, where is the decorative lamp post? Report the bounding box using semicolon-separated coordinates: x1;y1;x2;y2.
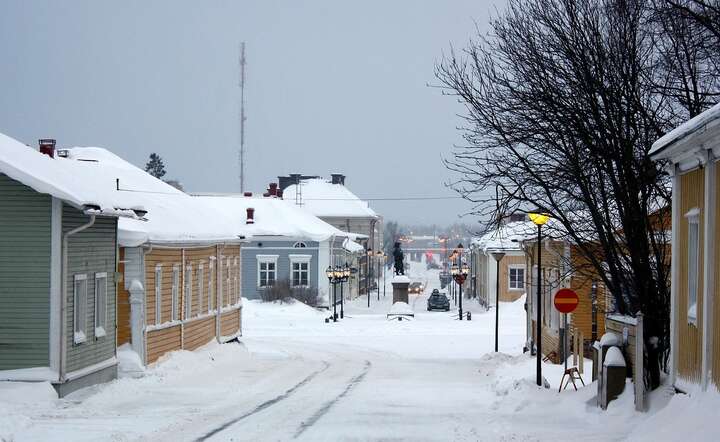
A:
339;264;350;319
375;250;384;300
491;252;506;352
326;266;337;323
366;249;373;308
451;244;468;321
528;211;550;387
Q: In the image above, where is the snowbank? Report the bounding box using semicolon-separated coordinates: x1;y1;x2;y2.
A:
0;381;57;440
282;178;377;218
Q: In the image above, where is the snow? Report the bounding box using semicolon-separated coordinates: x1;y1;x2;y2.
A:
388;301;413;315
391;274;411;284
0;264;709;440
282;178;378;218
61;147;250;246
600;332;623;347
473;220;536;252
604;346;626;367
607;314;638;326
651;101;720;157
0;132;143;219
196;194;357;242
0;366;58;382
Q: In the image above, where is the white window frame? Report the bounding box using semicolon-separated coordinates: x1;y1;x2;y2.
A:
155;265;162;324
94;272;108;338
293;241;307;248
234;256;240;304
686;207;700;326
197;263;204;316
508;265;525;291
257;255;279;288
289;254;312;288
185;263;193;319
171;265;180;321
208;259;215;313
73;274;88;344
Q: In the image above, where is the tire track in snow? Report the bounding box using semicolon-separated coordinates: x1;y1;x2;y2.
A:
293;360;372;439
195;360;330;441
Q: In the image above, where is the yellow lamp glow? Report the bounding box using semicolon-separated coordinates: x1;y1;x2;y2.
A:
529;212;550;226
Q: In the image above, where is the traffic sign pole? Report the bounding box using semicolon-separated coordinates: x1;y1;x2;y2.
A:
553;288;579;371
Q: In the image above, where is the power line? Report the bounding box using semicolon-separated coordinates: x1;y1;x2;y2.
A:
302;196;463;201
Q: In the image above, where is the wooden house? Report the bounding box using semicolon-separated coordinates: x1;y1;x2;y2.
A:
196;191;364;307
651;103;720;393
60;148;248;366
0;135;145;396
522;235;608;363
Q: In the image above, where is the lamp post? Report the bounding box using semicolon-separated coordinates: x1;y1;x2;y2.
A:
529;212;550;387
383;254;386;298
340;263;350;319
491;252;506;352
452;244;468;321
366;249;372;308
326;266;337;323
375;250;384;301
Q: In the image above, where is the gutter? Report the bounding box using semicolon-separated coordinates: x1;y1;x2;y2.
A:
59;214;96;383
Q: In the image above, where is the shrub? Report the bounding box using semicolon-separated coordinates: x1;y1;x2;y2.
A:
259;279;319;307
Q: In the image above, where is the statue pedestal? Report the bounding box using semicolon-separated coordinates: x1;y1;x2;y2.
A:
391;275;411;304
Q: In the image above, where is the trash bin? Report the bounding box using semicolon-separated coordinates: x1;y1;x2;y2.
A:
601;346;626;410
596;332;621;406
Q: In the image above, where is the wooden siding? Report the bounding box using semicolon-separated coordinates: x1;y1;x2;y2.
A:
146;325;181;364
184;315;216;351
677;168;704;383
117;248;131;345
220;308;241;338
0;174;51;370
64;205;118;372
144;248;181;326
531;319;562;363
499;255;526;302
569;246;606;341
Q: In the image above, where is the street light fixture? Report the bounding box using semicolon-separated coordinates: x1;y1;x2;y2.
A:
375;250;384;301
491;252;506;352
326;266;337;323
529;211;550;387
451;243;468;321
366;249;373;308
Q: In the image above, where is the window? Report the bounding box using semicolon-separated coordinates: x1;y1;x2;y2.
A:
171;265;180;321
290;255;311;287
185;264;193;319
73;274;88;344
686;208;700;325
226;258;232;306
155;265;162;324
208;259;215;313
234;257;240;304
258;255;278;287
94;272;107;338
198;263;204;316
293;242;307;248
508;267;525;290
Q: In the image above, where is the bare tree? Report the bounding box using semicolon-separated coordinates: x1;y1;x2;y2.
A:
436;0;679;388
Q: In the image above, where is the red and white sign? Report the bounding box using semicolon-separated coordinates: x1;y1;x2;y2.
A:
554;288;579;314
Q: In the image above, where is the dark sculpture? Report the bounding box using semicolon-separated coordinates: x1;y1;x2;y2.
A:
393;242;405;275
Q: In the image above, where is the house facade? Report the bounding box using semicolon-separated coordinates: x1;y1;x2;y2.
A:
60;147;246;366
651;103;720;393
0;136;144;396
279;174;382;298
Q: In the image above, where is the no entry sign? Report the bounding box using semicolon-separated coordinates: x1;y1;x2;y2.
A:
554;288;579;314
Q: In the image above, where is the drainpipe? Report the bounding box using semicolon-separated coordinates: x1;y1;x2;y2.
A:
59;214;96;383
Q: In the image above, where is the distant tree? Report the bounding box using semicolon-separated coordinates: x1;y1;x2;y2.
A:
383;221;402;257
145;153;166;179
164;179;184;191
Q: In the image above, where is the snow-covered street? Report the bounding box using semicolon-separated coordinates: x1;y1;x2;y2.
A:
1;266;673;442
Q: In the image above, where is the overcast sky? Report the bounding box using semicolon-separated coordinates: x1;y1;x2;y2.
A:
0;0;501;226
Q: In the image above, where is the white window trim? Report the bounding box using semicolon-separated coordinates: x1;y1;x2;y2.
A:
257;255;279;288
289;254;312;288
507;265;525;291
208;260;214;313
686;207;700;326
198;263;204;317
185;264;193;319
234;257;240;304
73;274;88;344
171;265;180;321
155;265;162;325
94;272;108;339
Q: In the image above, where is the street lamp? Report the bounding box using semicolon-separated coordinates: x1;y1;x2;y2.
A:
451;243;468;321
340;263;351;318
326;266;337;323
529;211;550;387
375;250;384;301
366;249;373;308
491;252;506;352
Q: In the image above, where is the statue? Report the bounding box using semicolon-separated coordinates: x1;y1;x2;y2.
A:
393;242;405;275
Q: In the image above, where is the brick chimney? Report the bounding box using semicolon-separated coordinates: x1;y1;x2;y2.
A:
331;173;345;185
39;139;56;158
269;182;278;196
246;207;255;224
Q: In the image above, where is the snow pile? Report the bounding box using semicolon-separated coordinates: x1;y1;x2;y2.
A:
473;221;537;252
604;346;626;367
0;381;57;440
600;332;622;347
389;301;413;315
117;343;145;378
282;178;377;218
196;194;359;243
392;275;411;284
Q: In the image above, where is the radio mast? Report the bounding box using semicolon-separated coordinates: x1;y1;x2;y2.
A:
239;42;247;192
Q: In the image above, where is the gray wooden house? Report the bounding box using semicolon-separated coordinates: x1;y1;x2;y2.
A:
0;136;145;396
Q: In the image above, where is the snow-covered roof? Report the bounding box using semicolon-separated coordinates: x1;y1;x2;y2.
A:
194;195;360;243
282;178;378;218
61;147;249;247
651;102;720;158
0;133;143;218
473;221;536;252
